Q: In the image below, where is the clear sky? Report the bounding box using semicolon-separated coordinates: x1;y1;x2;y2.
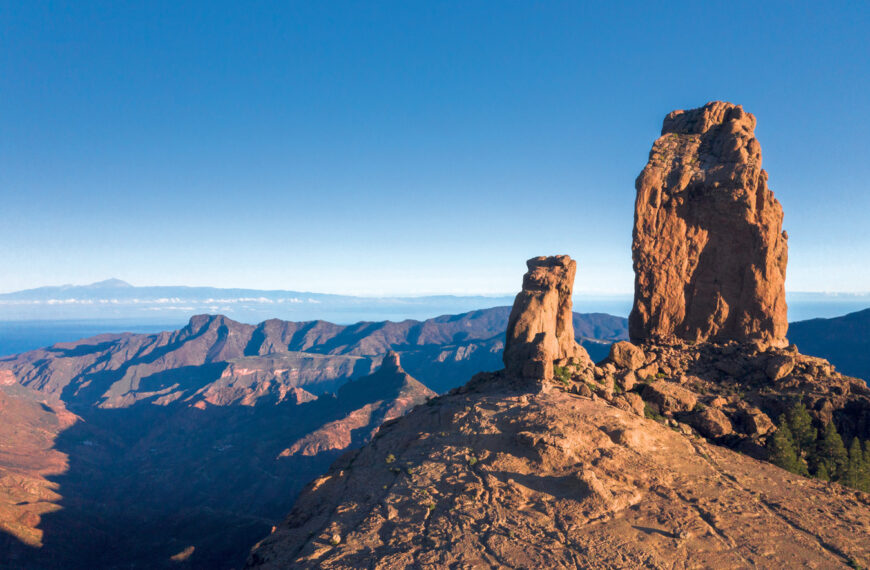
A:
2;1;869;295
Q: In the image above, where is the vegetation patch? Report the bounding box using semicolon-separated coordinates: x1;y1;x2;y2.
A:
553;365;571;386
644;405;665;423
767;402;870;491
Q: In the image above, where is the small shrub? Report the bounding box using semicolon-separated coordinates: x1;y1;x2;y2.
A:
385;454;396;464
467;456;478;466
553;365;571;386
644;405;665;422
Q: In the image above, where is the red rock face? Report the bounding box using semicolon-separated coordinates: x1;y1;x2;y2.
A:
503;255;589;380
629;101;788;346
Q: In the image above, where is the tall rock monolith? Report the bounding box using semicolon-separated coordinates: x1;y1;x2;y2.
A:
503;255;590;380
629;101;788;347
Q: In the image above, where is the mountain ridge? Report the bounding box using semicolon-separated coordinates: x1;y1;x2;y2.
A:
0;307;627;568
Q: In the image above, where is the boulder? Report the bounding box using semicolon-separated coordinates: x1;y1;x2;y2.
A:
503;255;590;380
615;370;637;392
765;355;795;381
737;407;775;437
617;392;646;416
710;396;727;408
608;341;645;370
689;407;733;438
642;381;698;414
629;102;788;347
636;364;659;380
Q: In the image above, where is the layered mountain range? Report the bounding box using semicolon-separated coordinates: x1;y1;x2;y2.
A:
0;307;626;568
247;102;870;568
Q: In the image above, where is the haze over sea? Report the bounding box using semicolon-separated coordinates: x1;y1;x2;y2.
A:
2;291;866;358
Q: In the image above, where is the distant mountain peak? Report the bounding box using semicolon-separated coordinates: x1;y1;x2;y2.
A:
87;278;133;288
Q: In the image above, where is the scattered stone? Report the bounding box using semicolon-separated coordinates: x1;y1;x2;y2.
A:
613;393;643;416
609;341;645;370
737;407;775;437
642;381;698;414
689;407;733;438
597;376;615;401
615;370;637;392
622;393;646;416
503;255;591;381
765;355;795;381
629;101;788;347
637;363;659;380
710;396;727;409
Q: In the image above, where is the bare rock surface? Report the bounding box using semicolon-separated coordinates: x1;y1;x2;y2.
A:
608;341;646;370
246;374;870;569
642;380;699;414
0;383;73;551
689;406;733;438
503;256;590;381
630;101;788;346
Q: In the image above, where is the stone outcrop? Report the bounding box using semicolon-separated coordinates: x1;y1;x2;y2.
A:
503;255;589;381
629;101;788;347
642;380;698;414
380;350;402;373
689;406;733;438
608;341;645;370
247;371;870;569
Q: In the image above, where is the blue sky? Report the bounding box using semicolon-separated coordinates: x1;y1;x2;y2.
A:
2;1;869;295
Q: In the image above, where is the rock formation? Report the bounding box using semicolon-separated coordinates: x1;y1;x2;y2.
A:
503;255;590;381
246;371;870;569
243;102;870;569
630;101;788;346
